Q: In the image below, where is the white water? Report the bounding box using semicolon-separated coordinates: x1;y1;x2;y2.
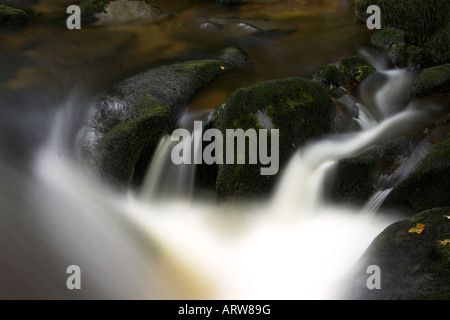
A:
23;67;427;299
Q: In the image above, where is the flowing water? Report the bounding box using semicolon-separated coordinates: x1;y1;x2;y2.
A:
0;0;441;299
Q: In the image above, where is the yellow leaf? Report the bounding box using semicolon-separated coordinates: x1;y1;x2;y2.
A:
438;239;450;246
408;223;425;234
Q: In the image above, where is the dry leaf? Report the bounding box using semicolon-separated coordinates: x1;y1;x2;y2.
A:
443;215;450;219
438;239;450;246
408;223;425;234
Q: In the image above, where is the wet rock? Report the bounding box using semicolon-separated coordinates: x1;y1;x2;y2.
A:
94;0;163;24
79;0;163;23
211;77;336;200
82;48;248;186
370;27;405;50
0;4;27;26
326;136;418;207
312;55;374;94
424;25;450;65
384;138;450;213
388;43;424;70
79;0;110;22
411;64;450;99
344;207;450;300
356;0;449;67
200;17;298;36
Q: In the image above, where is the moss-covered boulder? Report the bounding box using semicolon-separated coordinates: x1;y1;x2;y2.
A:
82;48;248;186
357;0;450;66
384;138;450;213
0;5;27;26
411;64;450;99
312;56;374;94
326;136;418;207
370;27;405;49
388;43;425;70
211;77;336;200
345;207;450;299
91;0;164;24
79;0;110;22
79;0;163;23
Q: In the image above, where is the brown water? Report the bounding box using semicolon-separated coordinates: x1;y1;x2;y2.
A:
0;0;373;110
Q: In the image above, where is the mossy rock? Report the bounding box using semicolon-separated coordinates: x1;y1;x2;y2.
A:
356;0;449;67
424;24;450;65
94;101;173;186
312;56;374;93
327;157;377;207
385;138;450;213
326;136;418;207
370;27;405;49
345;207;450;299
389;43;425;70
212;77;336;200
83;49;248;186
79;0;110;22
411;64;450;99
0;5;27;26
356;0;449;46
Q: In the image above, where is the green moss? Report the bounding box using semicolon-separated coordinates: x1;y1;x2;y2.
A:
312;64;341;89
371;27;405;49
412;64;450;98
213;77;336;200
95;101;173;186
347;207;450;299
389;43;425;69
356;0;449;46
425;25;450;64
79;0;109;14
312;55;374;93
356;0;449;67
0;5;27;26
86;51;246;187
388;138;450;212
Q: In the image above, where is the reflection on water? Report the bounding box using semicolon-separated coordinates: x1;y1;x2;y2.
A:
1;0;371;103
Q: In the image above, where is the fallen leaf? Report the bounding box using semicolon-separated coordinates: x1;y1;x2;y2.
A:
438;239;450;246
408;223;425;234
443;215;450;219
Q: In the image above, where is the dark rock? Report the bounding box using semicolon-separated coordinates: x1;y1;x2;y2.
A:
326;136;418;207
356;0;450;67
93;0;164;24
424;24;450;65
370;27;405;50
200;17;298;36
312;55;374;94
211;77;336;200
82;48;248;186
388;43;424;70
0;4;27;26
356;0;449;47
385;138;450;213
411;64;450;99
344;207;450;300
79;0;110;22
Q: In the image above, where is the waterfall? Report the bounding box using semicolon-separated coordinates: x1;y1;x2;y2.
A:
140;122;203;202
272;107;424;213
16;66;427;299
